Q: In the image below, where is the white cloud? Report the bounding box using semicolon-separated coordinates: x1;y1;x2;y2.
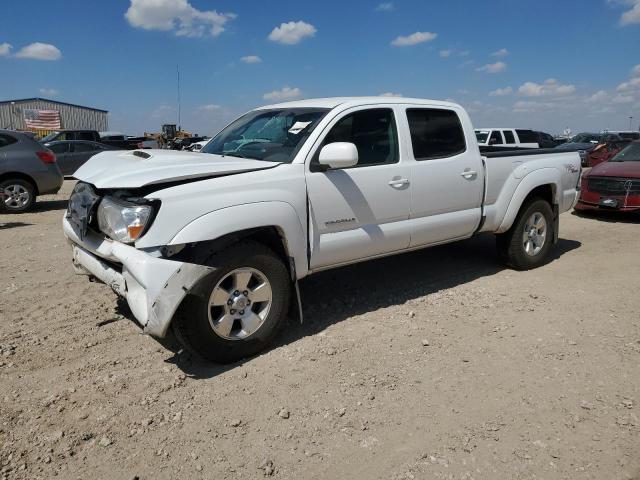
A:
587;90;608;102
616;0;640;24
491;48;509;57
439;49;452;58
489;86;513;96
513;100;557;113
391;31;437;47
241;55;262;64
632;64;640;76
39;88;59;97
375;2;394;11
612;93;634;104
15;42;61;60
380;92;403;97
518;78;576;97
197;104;221;111
617;76;640;91
268;21;316;45
0;43;12;57
263;86;302;101
125;0;236;37
476;61;506;73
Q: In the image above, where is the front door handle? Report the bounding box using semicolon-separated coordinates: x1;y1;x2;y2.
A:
388;178;410;187
460;170;477;179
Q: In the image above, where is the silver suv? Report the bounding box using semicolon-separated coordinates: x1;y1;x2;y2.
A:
0;130;63;213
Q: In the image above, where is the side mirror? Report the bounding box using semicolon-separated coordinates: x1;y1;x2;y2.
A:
318;142;358;169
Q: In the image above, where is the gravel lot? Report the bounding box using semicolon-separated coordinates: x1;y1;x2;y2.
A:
1;180;639;480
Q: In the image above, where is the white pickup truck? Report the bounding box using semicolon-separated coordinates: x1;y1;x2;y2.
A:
64;97;581;363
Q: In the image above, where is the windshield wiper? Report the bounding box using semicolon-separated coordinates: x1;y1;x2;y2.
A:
222;152;250;159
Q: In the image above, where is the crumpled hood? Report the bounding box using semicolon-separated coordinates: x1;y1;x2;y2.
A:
73;149;278;189
588;160;640;178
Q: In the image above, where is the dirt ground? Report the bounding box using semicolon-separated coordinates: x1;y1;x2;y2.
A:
0;180;639;480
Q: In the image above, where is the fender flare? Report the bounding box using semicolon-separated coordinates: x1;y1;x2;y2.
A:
497;168;561;233
168;201;309;279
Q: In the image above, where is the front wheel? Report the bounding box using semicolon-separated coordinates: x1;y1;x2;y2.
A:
496;198;555;270
173;240;291;363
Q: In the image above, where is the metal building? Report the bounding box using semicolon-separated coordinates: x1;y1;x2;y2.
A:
0;97;108;136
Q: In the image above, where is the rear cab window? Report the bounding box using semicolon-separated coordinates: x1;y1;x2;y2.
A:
406;108;466;160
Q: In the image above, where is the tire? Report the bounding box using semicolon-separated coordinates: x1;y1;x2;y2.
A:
496;198;555;271
0;179;36;213
173;240;291;363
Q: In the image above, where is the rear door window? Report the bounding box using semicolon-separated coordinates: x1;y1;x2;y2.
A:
73;142;99;152
489;130;503;145
77;132;96;141
48;143;70;154
406;108;466;160
503;130;515;143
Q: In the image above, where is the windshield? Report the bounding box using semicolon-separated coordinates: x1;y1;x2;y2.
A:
610;142;640;162
202;108;329;162
475;130;490;144
40;131;60;142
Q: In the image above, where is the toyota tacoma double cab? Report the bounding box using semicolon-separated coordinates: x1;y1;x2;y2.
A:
63;97;581;363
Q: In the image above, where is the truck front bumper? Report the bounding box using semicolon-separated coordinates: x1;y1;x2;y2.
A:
63;216;212;338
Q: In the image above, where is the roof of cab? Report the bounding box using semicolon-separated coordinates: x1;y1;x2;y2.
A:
257;96;462;110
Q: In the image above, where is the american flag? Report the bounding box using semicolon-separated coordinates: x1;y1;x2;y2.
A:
23;109;61;130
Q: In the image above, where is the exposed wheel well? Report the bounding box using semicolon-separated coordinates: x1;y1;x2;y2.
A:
524;184;555;207
0;172;39;195
171;227;291;272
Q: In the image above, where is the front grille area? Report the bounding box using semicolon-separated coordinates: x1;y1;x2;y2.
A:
588;176;640;195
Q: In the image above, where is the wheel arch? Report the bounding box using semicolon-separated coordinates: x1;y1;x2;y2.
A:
167;201;308;279
497;169;560;234
0;172;39;195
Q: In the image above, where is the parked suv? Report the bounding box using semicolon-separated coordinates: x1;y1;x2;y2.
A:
0;130;63;212
475;128;540;149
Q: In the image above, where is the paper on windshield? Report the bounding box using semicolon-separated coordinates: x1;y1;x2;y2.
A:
288;121;312;135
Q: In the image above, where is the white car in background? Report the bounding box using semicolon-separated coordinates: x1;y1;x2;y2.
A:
185;139;210;151
475;128;540;149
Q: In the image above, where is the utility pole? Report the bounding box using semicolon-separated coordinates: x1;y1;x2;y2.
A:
630;116;634;131
177;64;181;131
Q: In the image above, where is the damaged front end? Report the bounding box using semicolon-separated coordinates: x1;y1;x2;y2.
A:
63;183;212;338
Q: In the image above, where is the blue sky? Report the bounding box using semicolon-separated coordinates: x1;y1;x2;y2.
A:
2;0;639;136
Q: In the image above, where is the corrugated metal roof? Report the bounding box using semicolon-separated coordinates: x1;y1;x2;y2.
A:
0;97;108;113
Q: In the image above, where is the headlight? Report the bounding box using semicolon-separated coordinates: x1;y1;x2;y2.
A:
97;197;153;243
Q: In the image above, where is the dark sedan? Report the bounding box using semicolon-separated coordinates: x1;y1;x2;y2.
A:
1;130;63;213
43;140;119;176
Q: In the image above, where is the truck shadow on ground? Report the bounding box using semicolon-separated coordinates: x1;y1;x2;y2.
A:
161;234;581;379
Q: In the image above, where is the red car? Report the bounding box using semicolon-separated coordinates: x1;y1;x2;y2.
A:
586;141;625;168
575;141;640;212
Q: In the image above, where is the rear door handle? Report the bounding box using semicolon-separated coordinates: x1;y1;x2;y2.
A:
460;170;477;179
388;178;410;187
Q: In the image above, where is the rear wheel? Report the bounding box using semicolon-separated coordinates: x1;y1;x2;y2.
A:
496;198;554;270
173;240;291;363
0;179;35;213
